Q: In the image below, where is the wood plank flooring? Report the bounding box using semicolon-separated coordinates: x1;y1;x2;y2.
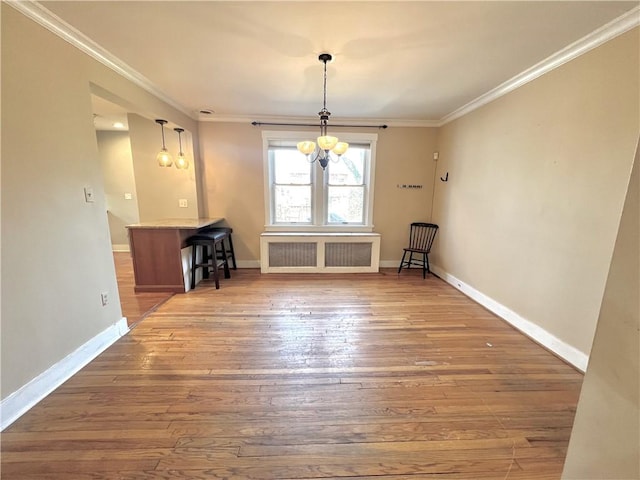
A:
1;269;583;479
113;252;174;327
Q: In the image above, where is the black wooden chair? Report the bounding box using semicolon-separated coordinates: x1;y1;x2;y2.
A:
398;222;439;279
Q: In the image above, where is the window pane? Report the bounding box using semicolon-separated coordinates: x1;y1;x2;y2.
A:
328;148;365;185
273;148;310;184
274;185;311;223
328;186;364;223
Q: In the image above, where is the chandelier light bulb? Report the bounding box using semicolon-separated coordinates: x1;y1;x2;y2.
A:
157;148;173;167
332;142;349;156
174;127;189;169
175;154;189;169
317;135;338;151
297;141;316;156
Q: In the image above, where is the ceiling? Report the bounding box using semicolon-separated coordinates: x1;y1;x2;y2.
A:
91;95;129;131
40;1;637;125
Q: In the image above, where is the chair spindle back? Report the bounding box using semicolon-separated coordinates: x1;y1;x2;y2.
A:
409;222;439;253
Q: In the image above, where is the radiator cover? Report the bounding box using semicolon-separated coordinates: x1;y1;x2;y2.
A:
260;233;380;273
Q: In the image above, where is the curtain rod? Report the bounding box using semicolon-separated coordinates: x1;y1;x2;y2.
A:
251;121;388;129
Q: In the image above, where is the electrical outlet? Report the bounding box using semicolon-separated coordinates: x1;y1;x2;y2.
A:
100;292;109;306
124;193;133;200
179;199;188;208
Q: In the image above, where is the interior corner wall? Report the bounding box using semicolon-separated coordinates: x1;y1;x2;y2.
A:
198;122;437;264
0;4;198;406
96;130;140;247
562;144;639;479
431;27;639;358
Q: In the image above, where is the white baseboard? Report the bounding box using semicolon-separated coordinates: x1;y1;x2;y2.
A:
430;265;588;372
0;317;129;431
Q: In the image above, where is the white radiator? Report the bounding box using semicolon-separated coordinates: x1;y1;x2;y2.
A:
260;232;381;273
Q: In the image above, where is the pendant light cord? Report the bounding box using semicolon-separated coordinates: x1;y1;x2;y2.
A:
160;124;167;149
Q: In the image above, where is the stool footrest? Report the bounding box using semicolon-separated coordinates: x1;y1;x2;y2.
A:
187;232;231;290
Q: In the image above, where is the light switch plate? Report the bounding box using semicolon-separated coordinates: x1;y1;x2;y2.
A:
84;187;94;203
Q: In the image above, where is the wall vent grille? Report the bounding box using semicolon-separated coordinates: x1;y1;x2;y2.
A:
269;242;316;267
325;242;372;267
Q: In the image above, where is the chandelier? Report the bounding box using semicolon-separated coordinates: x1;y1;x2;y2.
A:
297;53;349;170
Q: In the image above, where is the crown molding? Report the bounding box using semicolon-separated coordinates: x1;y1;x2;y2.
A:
439;6;640;126
8;1;638;128
7;0;195;119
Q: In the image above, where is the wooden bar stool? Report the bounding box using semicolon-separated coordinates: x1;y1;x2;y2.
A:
201;226;237;270
187;231;230;290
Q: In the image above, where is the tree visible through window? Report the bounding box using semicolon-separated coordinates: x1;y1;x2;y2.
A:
327;148;366;224
273;148;311;223
263;131;377;231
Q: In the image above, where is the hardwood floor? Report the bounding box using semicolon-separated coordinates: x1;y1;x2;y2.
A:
1;269;583;479
113;252;174;327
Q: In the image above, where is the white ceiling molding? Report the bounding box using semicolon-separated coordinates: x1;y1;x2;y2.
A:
439;5;640;126
8;1;638;128
7;0;194;119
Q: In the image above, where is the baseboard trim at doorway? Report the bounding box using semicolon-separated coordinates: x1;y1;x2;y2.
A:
0;317;129;431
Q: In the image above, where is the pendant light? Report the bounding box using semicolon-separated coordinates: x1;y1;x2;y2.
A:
155;119;173;167
174;128;189;169
297;53;349;170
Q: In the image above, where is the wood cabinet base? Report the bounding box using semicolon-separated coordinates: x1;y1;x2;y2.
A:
127;218;223;293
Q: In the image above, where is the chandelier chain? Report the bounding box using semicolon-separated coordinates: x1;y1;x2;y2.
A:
323;57;328;112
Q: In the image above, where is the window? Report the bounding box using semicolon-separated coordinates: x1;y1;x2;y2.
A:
272;148;312;223
263;131;377;231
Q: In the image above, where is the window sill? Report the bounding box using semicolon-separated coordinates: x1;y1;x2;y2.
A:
264;224;375;233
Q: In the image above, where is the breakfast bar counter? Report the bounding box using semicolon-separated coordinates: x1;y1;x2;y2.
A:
126;217;224;293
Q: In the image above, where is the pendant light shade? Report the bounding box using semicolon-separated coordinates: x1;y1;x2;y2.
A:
297;53;349;170
317;135;338;151
174;128;189;169
297;141;316;156
155;119;173;167
332;141;349;156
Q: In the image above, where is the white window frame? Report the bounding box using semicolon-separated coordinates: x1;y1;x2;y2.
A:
262;130;377;233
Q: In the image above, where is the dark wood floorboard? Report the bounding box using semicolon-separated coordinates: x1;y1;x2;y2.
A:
1;268;583;479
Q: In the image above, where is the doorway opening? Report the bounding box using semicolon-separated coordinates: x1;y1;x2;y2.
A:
92;93;173;327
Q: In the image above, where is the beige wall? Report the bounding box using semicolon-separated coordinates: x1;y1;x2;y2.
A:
432;28;639;356
97;130;140;247
1;4;199;400
374;127;438;260
128;114;199;221
3;8;638;460
562;147;639;479
199;122;437;263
